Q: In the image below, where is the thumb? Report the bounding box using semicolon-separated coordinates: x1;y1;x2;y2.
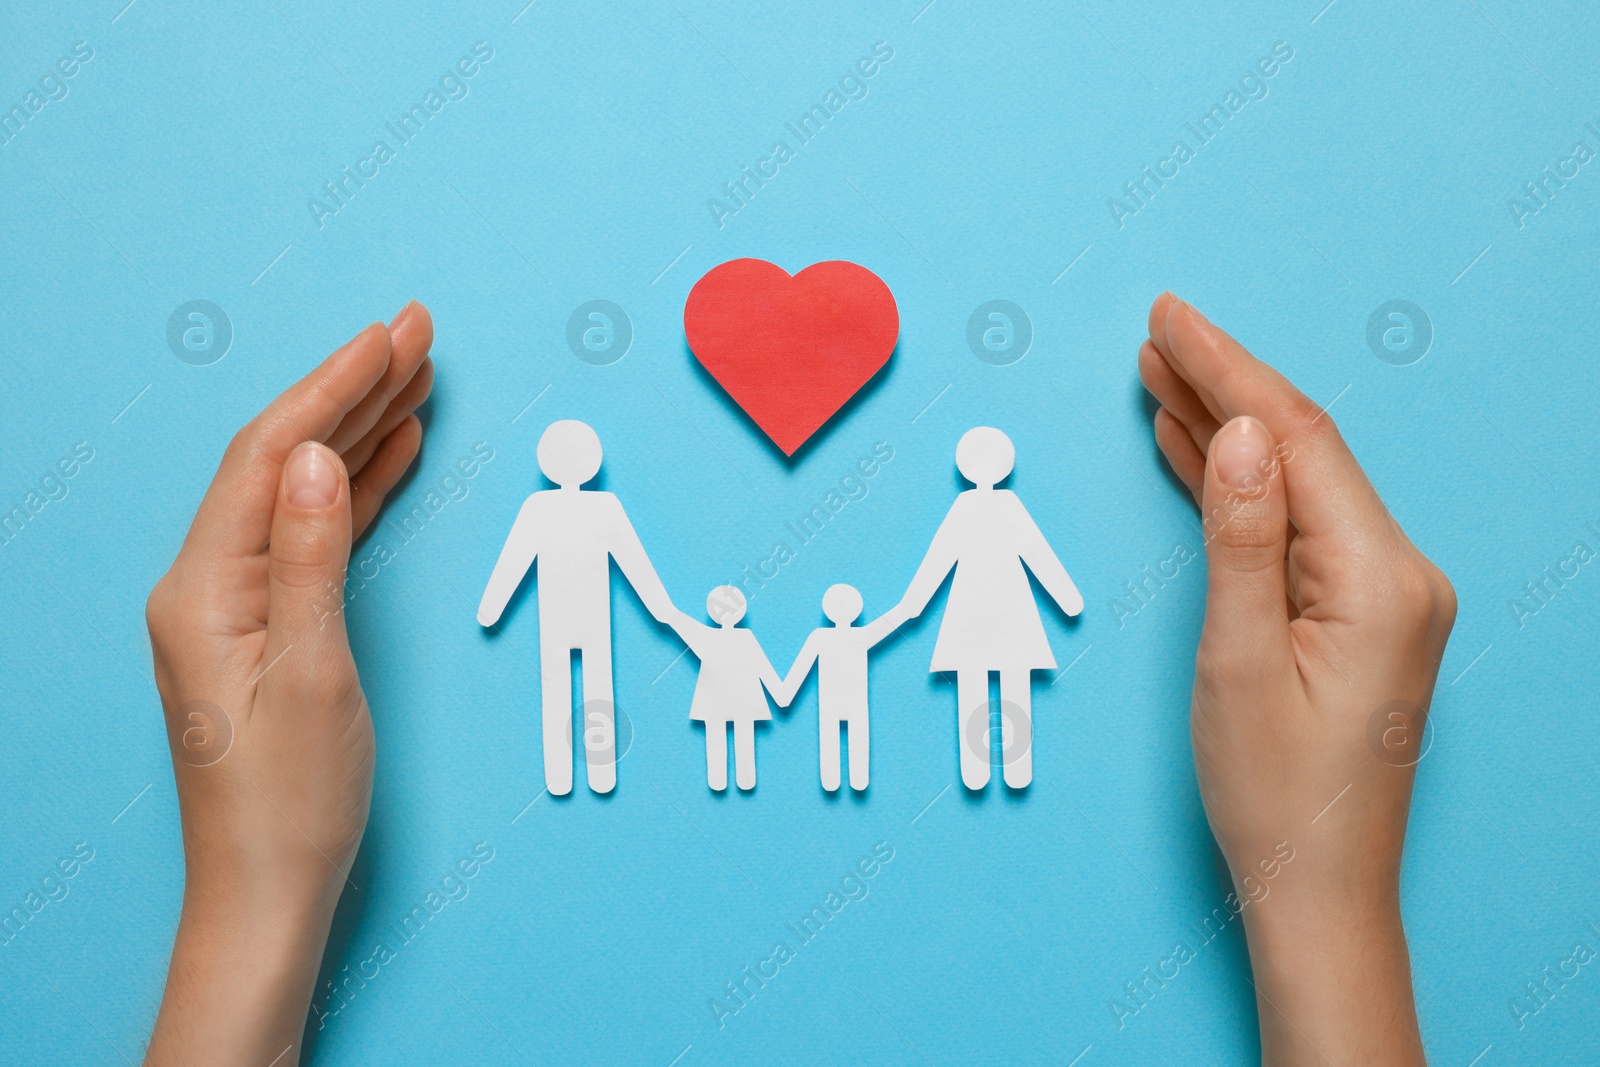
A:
1198;416;1292;675
264;442;353;673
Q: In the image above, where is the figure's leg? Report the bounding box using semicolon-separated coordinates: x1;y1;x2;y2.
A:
957;670;990;790
1000;669;1033;788
847;712;869;791
579;640;616;794
705;723;727;791
819;715;841;792
540;642;574;796
733;719;757;791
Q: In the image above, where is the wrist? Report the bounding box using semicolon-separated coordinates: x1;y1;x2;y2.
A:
1240;879;1424;1066
147;868;343;1064
180;859;344;951
171;770;363;912
1243;876;1404;973
183;839;348;920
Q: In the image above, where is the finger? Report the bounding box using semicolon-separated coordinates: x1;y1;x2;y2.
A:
343;356;433;478
351;415;423;539
1146;291;1184;373
1162;298;1391;541
1153;408;1205;502
1148;292;1231;426
184;323;391;562
1147;291;1177;355
326;302;434;455
264;442;353;674
1139;340;1221;454
1196;417;1294;681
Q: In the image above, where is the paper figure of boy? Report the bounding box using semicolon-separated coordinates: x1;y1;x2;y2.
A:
671;586;785;792
775;584;905;792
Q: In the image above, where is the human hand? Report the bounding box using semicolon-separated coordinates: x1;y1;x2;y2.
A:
143;303;434;1064
1140;293;1453;1065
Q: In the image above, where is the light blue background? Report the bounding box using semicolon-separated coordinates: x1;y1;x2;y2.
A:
3;1;1598;1063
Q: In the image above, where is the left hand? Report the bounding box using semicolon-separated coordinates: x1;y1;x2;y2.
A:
144;303;434;1064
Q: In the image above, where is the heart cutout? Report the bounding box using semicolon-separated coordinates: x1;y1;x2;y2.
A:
684;259;898;456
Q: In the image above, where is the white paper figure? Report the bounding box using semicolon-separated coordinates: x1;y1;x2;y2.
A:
478;420;678;796
775;584;904;792
671;587;784;792
891;427;1082;790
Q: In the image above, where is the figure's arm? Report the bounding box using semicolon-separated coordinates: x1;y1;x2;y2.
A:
1014;502;1084;617
607;500;676;623
477;497;540;626
859;607;908;648
895;510;961;619
670;612;711;655
770;635;819;706
756;640;790;706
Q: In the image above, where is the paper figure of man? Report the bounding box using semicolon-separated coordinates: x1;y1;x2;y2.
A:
478;420;677;795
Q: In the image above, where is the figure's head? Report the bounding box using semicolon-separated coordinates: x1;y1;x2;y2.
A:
537;420;602;488
821;583;863;625
956;426;1015;488
707;585;747;627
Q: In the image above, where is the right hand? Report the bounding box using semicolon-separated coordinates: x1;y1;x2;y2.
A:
1139;293;1454;1065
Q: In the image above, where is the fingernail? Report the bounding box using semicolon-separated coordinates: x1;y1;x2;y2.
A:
1214;417;1271;489
389;300;417;327
286;443;339;508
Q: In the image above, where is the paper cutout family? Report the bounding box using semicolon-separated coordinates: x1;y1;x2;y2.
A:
477;420;1083;796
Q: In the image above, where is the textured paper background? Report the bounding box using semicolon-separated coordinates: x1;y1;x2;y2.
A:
2;1;1597;1063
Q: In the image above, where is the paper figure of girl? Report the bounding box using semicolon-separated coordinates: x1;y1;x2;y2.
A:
892;427;1083;790
776;584;905;792
671;586;786;791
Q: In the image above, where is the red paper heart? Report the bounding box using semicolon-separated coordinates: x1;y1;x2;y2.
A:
684;259;898;456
